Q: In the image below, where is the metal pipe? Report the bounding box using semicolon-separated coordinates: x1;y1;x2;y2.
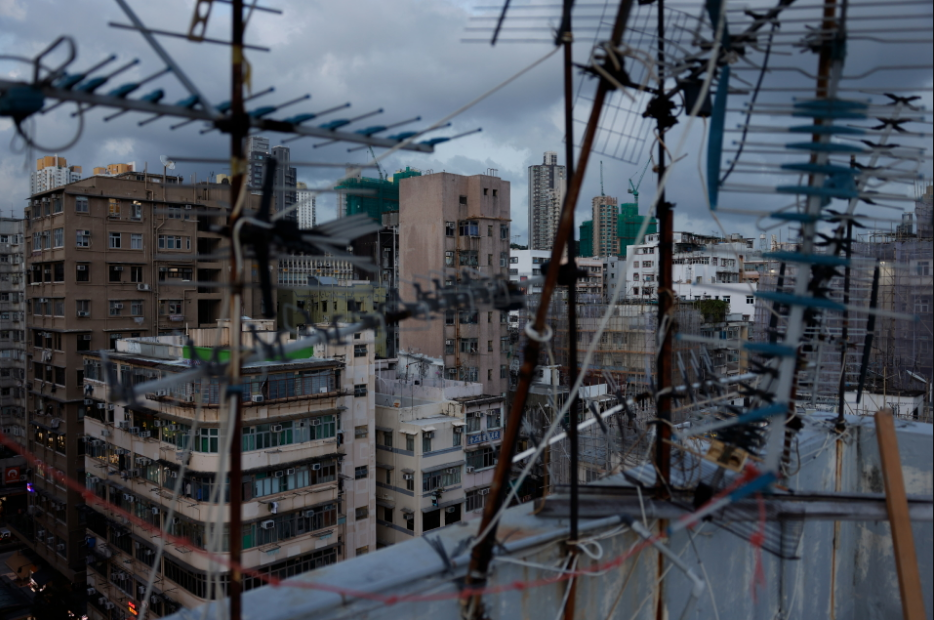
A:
462;2;636;618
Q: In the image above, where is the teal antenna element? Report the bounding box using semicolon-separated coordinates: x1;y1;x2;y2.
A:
706;64;730;210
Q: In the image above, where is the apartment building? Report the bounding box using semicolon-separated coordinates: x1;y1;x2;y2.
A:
398;172;512;395
528;152;566;251
624;232;760;315
30;156;82;196
81;321;376;617
20;172;266;583
0;217;27;514
373;375;502;547
507;248;551;294
591;196;619;257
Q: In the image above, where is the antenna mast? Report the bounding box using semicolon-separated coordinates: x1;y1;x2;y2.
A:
600;160;604;196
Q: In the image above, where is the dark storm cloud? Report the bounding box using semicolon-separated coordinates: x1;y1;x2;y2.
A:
1;0;930;242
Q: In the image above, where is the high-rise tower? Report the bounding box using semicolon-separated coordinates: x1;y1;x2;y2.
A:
527;151;566;251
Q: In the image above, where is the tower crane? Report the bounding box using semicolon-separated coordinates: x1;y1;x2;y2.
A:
627;156;652;209
368;145;385;181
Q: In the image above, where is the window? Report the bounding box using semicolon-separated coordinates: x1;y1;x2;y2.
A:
160;299;184;315
198;428;219;453
131;201;142;220
131;233;143;249
445;221;456;236
76;230;90;247
76;196;89;212
422;467;460;492
52;228;64;248
405;434;415;452
501;336;510;352
509;256;519;264
487;225;493;237
746;295;754;305
76;264;89;282
459;195;467;206
109;265;122;282
466;414;481;434
53;262;64;281
422;433;432;454
131;266;143;283
500;364;507;379
466;488;488;512
131;300;143;316
459;250;478;267
466;446;496;470
445;339;455;355
109;232;121;249
109;301;123;316
445;311;455;325
445;251;454;267
918;261;930;276
108;198;121;218
722;296;730;304
354;384;367;397
77;300;90;316
459;338;478;353
354;344;367;358
158;235;186;250
453;426;462;447
500;251;508;267
501;225;509;239
488;253;493;265
459;220;479;237
487;408;502;429
355;506;369;520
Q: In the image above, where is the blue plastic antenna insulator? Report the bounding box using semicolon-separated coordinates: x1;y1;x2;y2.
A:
731;403;788;425
775;185;859;200
763;251;850;267
108;82;140;98
785;142;866;153
794;98;867;110
319;119;350;130
389;131;418;141
727;471;778;502
355;125;386;136
420;137;450;146
175;95;200;108
285;113;316;124
742;342;798;358
756;291;846;312
54;73;86;90
248;105;276;118
76;77;107;92
140;89;165;103
780;162;857;176
791;110;867;120
787;125;865;135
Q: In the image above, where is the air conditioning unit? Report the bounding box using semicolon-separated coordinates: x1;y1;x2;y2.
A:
105;602;115;610
77;311;90;317
118;421;129;430
137;283;150;291
268;501;279;514
274;470;284;478
107;403;115;410
403;474;413;481
87;588;95;595
465;466;475;473
100;430;111;437
311;418;321;426
479;488;490;495
141;430;152;439
81;230;90;236
97;403;105;409
272;424;283;432
77;265;86;271
260;520;275;530
116;448;127;455
311;463;321;471
251;395;264;403
47;536;55;544
423;431;434;439
84;399;93;405
185;204;192;210
156;389;168;396
153;421;162;428
37;529;45;537
113;266;124;272
445;507;456;514
319;387;328;393
82;334;92;340
286;468;295;475
169;471;178;478
152;507;159;515
130;427;140;435
304;510;316;518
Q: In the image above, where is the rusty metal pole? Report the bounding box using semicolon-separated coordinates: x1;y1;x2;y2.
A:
227;2;246;620
560;2;580;619
462;3;635;618
654;0;672;494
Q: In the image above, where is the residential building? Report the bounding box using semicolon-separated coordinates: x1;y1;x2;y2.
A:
398;172;512;394
271;145;298;224
92;163;135;176
337;167;421;223
579;220;593;258
591;196;619;257
278;277;395;358
616;202;656;257
30;156;82;196
81;321;376;616
245;136;271;193
624;231;760;315
19;172;266;583
0;217;27;520
507;248;551;295
278;254;355;286
374;372;503;547
296;182;316;230
576;257;604;297
528;152;566;251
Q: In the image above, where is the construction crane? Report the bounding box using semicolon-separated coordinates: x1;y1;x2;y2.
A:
600;160;605;197
627;156;652;208
368;145;385;181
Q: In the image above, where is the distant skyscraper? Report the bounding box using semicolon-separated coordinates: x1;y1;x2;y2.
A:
272;145;298;223
296;182;316;229
30;156;82;195
592;195;619;257
528;151;566;251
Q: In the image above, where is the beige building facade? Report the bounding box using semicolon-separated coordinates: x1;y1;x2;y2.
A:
398;172;511;395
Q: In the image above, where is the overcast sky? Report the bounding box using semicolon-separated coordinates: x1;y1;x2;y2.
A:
1;0;931;244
